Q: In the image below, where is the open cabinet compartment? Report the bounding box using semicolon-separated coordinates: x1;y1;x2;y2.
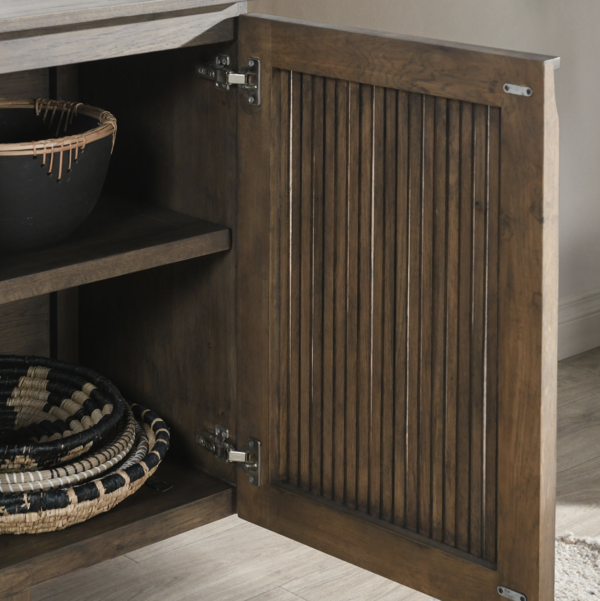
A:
0;41;241;598
0;13;560;601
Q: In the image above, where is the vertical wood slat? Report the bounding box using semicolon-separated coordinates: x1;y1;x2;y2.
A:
299;73;313;492
345;81;360;510
431;96;448;543
444;98;461;549
333;79;349;505
406;92;422;533
370;86;385;518
456;101;474;553
381;87;398;523
310;75;325;496
288;70;302;488
274;68;289;483
419;93;434;538
393;90;410;527
322;77;336;501
356;83;373;515
276;69;500;561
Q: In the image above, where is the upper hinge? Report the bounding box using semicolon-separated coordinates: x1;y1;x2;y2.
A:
196;424;261;486
196;54;262;106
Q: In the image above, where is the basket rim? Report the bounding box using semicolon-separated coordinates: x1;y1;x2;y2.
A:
0;98;117;157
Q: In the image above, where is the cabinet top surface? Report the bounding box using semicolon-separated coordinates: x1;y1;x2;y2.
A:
0;0;242;33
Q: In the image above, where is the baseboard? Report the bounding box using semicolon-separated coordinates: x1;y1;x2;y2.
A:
558;287;600;360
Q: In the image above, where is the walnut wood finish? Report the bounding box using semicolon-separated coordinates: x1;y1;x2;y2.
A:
78;43;238;483
0;462;234;600
270;70;500;563
236;15;559;601
0;297;50;356
0;194;230;305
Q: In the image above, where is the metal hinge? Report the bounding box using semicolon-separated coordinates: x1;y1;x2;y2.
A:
503;83;532;97
196;424;261;486
196;55;262;106
498;586;527;601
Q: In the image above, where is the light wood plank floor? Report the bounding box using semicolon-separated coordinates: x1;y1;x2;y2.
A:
33;348;600;601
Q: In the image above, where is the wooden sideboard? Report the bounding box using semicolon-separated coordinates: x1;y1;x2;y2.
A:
0;4;560;601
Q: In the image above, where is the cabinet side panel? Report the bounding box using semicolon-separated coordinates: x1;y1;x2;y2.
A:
272;69;500;563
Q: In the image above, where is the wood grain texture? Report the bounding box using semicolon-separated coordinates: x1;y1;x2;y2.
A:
1;592;31;601
236;15;559;601
0;68;48;97
30;352;600;601
0;0;245;34
0;297;50;356
0;195;230;305
0;6;239;75
0;462;234;599
271;70;500;563
78;42;238;483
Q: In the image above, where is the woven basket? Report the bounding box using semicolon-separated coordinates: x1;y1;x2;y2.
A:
0;403;169;534
0;406;137;493
0;356;126;471
0;98;117;253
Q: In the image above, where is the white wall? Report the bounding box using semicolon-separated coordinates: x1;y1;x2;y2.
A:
251;0;600;359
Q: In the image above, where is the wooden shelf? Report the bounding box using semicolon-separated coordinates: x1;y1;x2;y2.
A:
0;194;231;305
0;461;235;598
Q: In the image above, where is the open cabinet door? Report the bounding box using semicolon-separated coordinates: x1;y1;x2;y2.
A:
236;14;559;601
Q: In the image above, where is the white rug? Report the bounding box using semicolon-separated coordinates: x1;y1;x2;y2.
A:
556;534;600;600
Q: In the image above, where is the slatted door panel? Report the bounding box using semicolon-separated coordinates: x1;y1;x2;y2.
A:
237;15;558;601
272;70;500;563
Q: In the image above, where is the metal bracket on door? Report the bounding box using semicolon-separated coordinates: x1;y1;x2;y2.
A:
503;83;532;97
196;54;262;106
196;424;261;486
498;586;526;601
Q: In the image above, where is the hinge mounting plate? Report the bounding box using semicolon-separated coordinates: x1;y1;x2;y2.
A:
498;586;527;601
196;424;261;486
196;54;262;106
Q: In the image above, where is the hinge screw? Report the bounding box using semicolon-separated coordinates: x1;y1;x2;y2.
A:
249;441;254;448
248;96;255;105
249;477;255;483
249;59;255;67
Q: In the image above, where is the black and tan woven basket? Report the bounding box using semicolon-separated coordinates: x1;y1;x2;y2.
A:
0;356;126;471
0;403;169;534
0;356;170;535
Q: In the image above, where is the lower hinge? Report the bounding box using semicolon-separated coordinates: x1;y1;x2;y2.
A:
196;424;261;486
196;54;261;106
498;586;526;601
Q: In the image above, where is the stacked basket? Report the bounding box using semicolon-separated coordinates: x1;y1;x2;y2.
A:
0;355;169;534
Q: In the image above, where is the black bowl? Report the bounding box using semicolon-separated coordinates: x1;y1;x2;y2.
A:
0;102;115;254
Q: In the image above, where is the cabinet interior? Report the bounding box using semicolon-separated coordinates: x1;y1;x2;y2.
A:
0;41;240;583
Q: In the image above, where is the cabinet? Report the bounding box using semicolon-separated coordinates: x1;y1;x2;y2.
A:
0;5;559;601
